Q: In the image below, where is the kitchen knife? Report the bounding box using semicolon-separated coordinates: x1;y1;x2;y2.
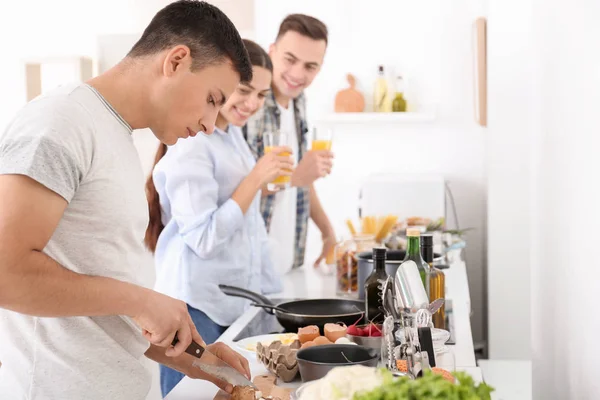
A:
428;298;445;315
172;334;257;390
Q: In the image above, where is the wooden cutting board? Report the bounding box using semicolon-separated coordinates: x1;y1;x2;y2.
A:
334;74;365;113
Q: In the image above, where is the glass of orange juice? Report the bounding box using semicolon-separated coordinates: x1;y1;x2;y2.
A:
264;131;293;191
311;127;333;151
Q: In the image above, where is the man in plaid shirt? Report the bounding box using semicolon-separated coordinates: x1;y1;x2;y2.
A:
243;14;335;271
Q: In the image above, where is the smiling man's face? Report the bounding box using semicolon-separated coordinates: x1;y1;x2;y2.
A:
269;31;326;102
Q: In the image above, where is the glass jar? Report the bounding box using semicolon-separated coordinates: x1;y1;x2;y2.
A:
335;234;377;297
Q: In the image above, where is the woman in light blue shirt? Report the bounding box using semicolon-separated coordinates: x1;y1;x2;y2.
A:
144;40;293;397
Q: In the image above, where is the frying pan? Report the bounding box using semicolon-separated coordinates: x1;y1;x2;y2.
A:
219;285;365;333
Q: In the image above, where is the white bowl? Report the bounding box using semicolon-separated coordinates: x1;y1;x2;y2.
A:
290;381;318;400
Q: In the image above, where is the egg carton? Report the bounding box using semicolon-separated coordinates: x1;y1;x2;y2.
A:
256;340;300;382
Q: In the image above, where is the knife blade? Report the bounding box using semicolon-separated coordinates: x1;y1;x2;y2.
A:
428;298;445;315
172;334;257;390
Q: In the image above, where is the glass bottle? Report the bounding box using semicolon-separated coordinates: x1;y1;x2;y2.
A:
402;229;431;297
365;247;388;324
392;75;407;112
373;65;391;112
421;234;446;330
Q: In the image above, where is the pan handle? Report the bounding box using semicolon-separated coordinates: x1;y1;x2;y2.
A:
251;303;290;313
218;285;274;313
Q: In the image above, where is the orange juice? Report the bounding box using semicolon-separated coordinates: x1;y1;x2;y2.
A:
265;146;292;185
311;140;332;151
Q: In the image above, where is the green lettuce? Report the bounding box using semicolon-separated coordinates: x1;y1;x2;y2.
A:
352;369;494;400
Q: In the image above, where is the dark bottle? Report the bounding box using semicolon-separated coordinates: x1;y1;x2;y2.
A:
421;234;446;330
403;228;431;296
365;247;388;324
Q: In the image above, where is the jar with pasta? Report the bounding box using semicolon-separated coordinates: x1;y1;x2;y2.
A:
335;234;376;297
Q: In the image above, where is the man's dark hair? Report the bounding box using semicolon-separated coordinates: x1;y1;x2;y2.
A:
276;14;328;45
128;0;252;83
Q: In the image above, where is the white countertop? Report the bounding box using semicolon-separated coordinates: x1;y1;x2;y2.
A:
478;360;532;400
166;261;478;400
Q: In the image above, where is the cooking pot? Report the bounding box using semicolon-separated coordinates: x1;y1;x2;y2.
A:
357;250;443;299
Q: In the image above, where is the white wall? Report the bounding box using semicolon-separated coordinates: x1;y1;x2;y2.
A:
530;0;600;397
0;0;254;134
489;0;600;395
486;0;535;359
254;0;488;345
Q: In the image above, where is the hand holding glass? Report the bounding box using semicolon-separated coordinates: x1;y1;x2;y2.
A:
264;132;293;191
310;127;333;151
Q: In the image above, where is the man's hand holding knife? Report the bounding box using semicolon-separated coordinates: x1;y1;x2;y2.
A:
135;288;251;394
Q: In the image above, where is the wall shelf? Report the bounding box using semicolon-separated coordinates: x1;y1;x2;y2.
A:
315;111;436;125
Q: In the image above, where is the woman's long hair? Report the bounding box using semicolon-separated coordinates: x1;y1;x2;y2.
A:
144;143;167;253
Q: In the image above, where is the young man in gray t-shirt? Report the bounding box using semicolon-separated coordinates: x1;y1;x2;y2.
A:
0;2;253;399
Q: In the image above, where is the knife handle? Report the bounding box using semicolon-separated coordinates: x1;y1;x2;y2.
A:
172;333;206;358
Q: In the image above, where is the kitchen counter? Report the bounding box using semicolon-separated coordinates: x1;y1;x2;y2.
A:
478;360;532;400
166;261;479;400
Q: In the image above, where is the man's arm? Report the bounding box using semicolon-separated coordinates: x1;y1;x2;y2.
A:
0;175;200;356
309;184;336;267
0;175;143;317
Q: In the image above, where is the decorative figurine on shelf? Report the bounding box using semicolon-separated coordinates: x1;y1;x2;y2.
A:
334;73;365;113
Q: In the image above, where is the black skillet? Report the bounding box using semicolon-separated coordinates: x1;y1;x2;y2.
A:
219;284;365;333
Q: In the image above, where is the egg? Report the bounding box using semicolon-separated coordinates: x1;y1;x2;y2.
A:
312;336;333;346
335;337;352;344
301;340;317;349
245;334;298;352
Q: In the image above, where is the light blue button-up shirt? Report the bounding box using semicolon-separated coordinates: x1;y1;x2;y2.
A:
152;125;282;326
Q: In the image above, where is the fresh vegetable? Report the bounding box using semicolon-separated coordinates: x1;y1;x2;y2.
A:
352;369;494;400
346;314;366;336
396;360;408;373
347;324;362;336
297;365;385;400
431;367;455;383
347;322;383;337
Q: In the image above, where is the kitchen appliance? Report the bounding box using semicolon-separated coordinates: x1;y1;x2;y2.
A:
358;173;445;222
219;285;364;332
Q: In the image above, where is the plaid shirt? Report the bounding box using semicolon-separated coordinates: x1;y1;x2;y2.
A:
243;92;310;269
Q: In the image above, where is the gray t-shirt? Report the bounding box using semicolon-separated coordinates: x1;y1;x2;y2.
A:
0;83;152;399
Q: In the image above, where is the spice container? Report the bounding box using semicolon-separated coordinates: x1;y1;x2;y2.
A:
336;234;376;297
